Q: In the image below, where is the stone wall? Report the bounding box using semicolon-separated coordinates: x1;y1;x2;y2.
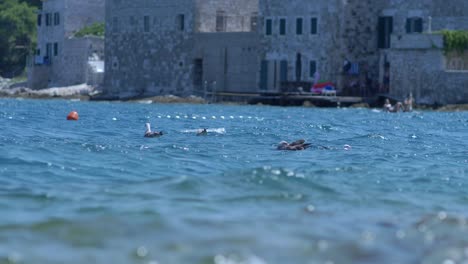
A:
195;0;259;32
446;51;468;71
65;0;105;37
37;0;65;64
105;0;260;98
29;0;105;89
193;32;260;93
389;33;468;104
50;37;104;87
104;0;196;98
259;0;345;91
103;0;468;102
383;0;468;104
27;66;50;90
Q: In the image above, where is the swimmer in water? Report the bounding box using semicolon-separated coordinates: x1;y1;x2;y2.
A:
277;139;311;151
144;123;163;138
403;93;414;112
383;99;402;113
197;128;208;136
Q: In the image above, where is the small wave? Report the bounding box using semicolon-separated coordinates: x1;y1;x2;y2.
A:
181;128;226;134
367;133;387;140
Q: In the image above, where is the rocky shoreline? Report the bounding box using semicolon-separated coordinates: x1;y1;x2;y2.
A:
1;79;467;111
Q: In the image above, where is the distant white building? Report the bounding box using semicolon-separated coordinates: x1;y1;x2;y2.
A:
27;0;105;89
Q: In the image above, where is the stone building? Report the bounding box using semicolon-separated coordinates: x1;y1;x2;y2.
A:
258;0;344;92
383;0;468;104
27;0;105;89
105;0;468;104
104;0;259;99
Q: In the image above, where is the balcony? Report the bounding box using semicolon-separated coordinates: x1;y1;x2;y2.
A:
390;33;443;50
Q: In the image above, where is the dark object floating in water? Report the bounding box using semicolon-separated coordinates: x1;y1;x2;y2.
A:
144;123;163;138
277;139;311;151
197;128;208;136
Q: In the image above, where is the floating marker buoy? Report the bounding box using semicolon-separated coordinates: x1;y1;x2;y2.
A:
67;111;79;121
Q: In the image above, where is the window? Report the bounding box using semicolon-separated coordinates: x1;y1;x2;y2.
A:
177;14;185;31
37;14;42;26
53;43;58;56
280;60;288;82
250;12;258;32
45;43;52;63
378;16;393;49
279;18;286;35
144;16;150;32
406;17;423;33
309;60;317;78
36;49;40;56
216;10;226;32
296;18;303;35
310;17;317;34
295;53;302;81
193;59;203;87
45;13;51;26
54;12;60;25
265;18;272;35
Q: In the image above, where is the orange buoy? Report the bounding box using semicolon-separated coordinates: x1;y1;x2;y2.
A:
67;111;79;121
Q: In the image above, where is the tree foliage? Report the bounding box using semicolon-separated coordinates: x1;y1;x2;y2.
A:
74;23;105;38
442;30;468;54
0;0;37;77
19;0;41;8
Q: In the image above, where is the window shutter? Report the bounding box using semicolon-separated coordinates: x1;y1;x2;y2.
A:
415;18;423;33
405;18;411;33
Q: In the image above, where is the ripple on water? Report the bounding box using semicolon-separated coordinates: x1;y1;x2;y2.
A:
0;99;467;264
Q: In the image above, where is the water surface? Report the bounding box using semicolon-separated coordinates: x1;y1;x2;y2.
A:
0;99;467;264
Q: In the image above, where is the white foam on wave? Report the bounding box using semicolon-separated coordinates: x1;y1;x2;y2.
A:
181;128;226;134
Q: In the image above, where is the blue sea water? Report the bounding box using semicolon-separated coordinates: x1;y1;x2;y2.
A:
0;98;467;264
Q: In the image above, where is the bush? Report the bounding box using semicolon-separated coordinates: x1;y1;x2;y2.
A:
441;30;468;54
74;23;105;38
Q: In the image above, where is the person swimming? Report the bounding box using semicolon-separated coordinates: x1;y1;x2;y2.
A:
197;128;208;136
383;99;402;113
277;139;311;151
144;123;163;138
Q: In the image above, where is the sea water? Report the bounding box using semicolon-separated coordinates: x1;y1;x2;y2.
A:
0;98;467;264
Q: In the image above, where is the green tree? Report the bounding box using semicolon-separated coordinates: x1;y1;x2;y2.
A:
20;0;41;8
0;0;37;77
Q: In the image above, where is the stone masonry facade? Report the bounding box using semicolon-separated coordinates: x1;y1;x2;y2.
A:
27;0;105;89
104;0;259;98
104;0;468;104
